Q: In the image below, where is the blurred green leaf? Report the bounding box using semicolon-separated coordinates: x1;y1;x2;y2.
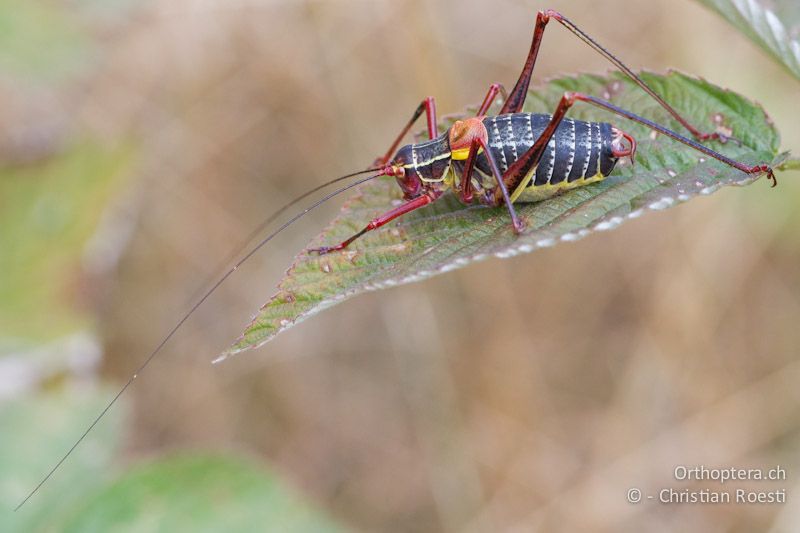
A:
0;386;123;533
695;0;800;80
57;455;346;533
0;141;134;341
222;71;783;358
0;1;90;80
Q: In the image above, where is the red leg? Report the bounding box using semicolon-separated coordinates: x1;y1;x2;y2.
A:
459;140;479;203
500;11;550;115
567;93;776;184
376;97;438;166
476;83;508;117
499;91;776;201
501;9;731;143
309;193;441;254
480;137;524;232
458;138;523;232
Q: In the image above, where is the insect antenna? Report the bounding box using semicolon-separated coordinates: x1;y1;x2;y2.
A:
186;168;382;304
14;168;385;511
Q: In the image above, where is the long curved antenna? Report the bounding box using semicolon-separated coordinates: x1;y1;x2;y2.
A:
14;170;384;511
186;168;380;303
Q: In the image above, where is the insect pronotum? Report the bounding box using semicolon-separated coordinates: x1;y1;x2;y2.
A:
15;8;777;510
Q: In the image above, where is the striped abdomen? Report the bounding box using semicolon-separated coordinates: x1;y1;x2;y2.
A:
478;113;618;201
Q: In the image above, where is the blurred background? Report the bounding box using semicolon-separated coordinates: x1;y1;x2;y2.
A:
2;0;799;531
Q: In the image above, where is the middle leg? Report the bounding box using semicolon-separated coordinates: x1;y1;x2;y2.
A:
476;83;508;117
458;138;524;232
375;97;439;167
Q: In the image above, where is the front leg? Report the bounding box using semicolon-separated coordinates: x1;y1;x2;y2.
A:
309;192;441;254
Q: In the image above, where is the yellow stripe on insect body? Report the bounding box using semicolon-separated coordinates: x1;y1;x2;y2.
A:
400;152;452;169
450;146;484;161
512;171;608;203
402;152;453;183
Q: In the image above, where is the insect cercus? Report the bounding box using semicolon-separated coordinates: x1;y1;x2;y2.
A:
15;8;777;510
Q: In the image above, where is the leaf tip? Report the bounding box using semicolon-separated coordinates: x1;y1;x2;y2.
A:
211;352;230;365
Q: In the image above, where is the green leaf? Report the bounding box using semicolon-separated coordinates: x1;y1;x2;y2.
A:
56;455;346;533
695;0;800;80
222;71;783;359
